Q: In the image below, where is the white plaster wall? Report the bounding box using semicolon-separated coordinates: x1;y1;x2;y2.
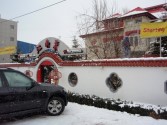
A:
58;66;167;106
7;59;167;106
11;66;37;80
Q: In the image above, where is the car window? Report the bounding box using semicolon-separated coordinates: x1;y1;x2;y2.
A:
3;71;32;87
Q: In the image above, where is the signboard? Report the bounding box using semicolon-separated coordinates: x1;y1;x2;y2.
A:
140;22;167;38
0;46;16;55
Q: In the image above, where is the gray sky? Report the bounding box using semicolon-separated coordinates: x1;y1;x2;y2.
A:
0;0;165;46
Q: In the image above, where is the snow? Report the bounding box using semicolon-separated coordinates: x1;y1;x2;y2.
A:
151;11;167;18
121;11;147;18
2;102;167;125
75;56;167;62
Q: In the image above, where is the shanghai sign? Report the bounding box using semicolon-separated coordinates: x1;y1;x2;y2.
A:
140;22;167;38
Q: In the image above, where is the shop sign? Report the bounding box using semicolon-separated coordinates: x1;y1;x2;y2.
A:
140;22;167;38
0;46;16;55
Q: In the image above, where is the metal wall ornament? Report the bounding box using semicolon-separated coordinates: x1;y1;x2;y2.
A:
106;73;122;92
68;72;78;87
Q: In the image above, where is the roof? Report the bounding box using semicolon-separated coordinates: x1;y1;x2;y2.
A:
121;7;153;18
146;5;167;18
17;41;36;54
105;13;122;20
144;3;166;11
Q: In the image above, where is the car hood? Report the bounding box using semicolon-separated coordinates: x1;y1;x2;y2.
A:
38;83;64;90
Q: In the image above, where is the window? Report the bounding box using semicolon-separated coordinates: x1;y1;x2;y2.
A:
10;25;14;29
113;20;119;27
135;18;142;24
129;36;139;46
4;71;32;87
129;36;133;46
68;72;78;87
10;37;14;41
126;20;134;26
134;36;138;46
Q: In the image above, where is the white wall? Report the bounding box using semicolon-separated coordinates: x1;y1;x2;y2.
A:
58;66;167;106
6;57;167;106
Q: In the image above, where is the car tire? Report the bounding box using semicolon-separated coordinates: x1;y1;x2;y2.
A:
46;97;65;116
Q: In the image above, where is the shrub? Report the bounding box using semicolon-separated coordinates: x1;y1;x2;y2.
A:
68;92;167;120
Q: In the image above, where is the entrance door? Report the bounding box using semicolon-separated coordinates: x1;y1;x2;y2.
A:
37;60;54;83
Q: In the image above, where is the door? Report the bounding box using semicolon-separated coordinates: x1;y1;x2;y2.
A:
3;70;47;113
0;72;11;115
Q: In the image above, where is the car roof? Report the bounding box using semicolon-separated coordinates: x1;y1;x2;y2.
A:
0;68;15;71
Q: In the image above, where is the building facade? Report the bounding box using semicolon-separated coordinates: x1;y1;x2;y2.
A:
0;18;17;63
80;4;167;59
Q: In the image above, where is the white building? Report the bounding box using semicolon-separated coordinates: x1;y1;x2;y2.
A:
0;18;17;63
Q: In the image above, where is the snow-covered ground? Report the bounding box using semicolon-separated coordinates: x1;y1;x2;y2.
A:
1;102;167;125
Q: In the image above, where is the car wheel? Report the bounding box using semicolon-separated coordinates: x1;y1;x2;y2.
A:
47;97;65;116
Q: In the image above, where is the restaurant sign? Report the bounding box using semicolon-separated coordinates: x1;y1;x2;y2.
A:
140;22;167;38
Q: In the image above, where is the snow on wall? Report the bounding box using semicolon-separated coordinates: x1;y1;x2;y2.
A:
1;53;167;106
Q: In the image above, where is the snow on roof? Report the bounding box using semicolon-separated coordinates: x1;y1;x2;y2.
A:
121;7;147;18
147;7;167;18
151;10;167;18
143;4;167;19
106;13;122;19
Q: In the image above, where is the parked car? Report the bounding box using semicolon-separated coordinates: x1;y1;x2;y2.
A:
0;68;68;119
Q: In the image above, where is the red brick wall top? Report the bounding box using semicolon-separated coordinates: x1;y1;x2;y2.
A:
0;53;167;68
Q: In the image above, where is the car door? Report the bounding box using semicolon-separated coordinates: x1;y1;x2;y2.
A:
3;70;47;112
0;72;11;115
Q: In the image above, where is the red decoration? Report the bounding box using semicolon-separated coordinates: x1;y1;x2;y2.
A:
63;50;68;54
53;40;60;51
25;70;33;77
48;69;62;85
45;39;50;48
36;45;42;54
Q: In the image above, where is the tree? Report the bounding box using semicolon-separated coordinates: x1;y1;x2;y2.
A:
78;0;123;59
72;36;80;48
145;36;167;57
161;36;167;56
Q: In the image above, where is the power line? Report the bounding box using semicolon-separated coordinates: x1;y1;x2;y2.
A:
0;0;67;23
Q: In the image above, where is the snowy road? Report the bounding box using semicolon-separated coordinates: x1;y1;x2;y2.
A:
1;102;167;125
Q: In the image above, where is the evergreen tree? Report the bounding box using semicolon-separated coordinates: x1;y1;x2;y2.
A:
72;36;80;48
161;36;167;57
146;36;167;57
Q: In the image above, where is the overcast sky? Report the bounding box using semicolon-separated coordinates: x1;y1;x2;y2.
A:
0;0;165;47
